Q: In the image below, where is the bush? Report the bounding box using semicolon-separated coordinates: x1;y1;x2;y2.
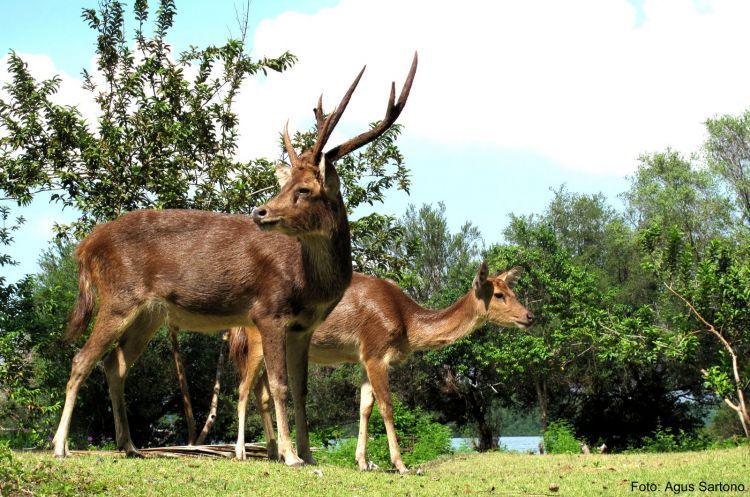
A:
630;426;746;453
543;420;582;454
0;441;23;495
318;397;452;469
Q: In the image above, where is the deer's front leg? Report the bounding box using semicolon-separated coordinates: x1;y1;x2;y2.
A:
286;330;315;465
256;320;303;467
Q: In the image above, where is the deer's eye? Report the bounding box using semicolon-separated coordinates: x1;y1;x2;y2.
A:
296;188;311;199
494;293;505;301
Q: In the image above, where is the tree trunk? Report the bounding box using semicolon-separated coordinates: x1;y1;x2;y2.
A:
195;332;228;445
169;325;197;445
475;417;498;452
469;387;497;452
535;378;549;433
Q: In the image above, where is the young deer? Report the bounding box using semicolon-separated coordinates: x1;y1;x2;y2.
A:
229;262;534;472
52;53;418;467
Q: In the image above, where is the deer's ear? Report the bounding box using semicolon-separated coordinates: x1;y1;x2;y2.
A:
319;156;340;197
473;260;489;290
498;266;524;289
275;164;292;188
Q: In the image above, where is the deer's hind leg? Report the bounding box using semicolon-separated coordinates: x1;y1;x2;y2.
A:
53;304;143;457
286;330;315;465
102;304;166;457
235;328;268;460
253;371;278;460
355;375;376;470
364;357;407;474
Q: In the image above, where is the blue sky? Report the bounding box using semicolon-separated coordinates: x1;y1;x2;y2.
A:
3;0;750;282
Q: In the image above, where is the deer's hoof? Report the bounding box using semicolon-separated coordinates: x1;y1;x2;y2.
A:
124;448;144;458
283;455;305;468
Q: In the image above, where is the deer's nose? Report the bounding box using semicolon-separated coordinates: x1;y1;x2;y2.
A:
252;206;268;222
526;312;535;324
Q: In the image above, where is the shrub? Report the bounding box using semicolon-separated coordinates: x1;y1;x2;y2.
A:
543;420;582;454
631;426;744;453
0;441;23;495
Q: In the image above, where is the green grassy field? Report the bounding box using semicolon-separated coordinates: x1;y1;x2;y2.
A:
5;447;749;496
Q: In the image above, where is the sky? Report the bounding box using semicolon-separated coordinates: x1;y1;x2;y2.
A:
3;0;750;282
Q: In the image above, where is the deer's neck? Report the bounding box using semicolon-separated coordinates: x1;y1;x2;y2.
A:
298;203;352;300
407;292;484;351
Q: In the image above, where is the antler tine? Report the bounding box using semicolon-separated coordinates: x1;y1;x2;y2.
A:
313;94;325;132
283;120;300;165
325;51;418;163
311;65;367;162
311;105;337;161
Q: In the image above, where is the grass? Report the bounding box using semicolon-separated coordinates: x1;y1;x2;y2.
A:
5;446;749;496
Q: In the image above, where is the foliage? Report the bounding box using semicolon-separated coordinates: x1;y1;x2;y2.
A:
305;364;360;434
705;403;747;440
382;203;505;450
0;0;296;237
705;110;750;225
0;273;64;447
639;217;750;437
395;202;482;303
632;426;710;453
542;420;582;454
623;149;732;252
626;425;747;453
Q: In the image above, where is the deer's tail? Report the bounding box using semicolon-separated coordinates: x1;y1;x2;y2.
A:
65;254;96;342
227;327;249;376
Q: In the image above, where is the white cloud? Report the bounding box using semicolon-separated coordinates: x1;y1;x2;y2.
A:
4;1;750;178
235;0;750;175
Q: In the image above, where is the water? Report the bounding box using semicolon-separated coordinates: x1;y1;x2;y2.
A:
451;436;542;454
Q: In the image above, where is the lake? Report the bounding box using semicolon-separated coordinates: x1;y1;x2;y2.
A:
451;436;542;454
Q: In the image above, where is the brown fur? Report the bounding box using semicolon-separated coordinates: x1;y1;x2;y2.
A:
230;262;534;471
65;255;96;342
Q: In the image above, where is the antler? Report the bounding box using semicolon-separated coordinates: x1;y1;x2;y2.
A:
324;51;418;163
313;95;325;133
310;66;367;163
283;121;300;165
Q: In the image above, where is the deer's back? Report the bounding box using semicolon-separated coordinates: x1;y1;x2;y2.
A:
309;273;418;364
78;209;300;327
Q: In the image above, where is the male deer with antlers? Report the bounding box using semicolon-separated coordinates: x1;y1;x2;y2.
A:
52;53;417;467
229;261;534;473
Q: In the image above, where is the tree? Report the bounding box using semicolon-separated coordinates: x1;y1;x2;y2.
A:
641;230;750;438
395;202;483;304
623;149;732;253
0;0;295;237
544;185;616;265
498;205;701;450
705;110;750;225
667;284;749;437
